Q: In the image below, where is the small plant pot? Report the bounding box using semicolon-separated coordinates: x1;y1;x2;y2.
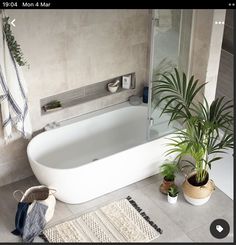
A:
167;194;178;204
160;177;174;194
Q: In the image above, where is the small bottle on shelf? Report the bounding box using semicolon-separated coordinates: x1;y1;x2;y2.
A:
142;86;149;103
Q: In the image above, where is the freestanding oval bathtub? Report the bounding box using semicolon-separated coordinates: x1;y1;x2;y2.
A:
27;102;176;204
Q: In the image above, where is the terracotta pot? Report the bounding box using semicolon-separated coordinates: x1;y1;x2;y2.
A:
182;172;215;205
160;177;174;194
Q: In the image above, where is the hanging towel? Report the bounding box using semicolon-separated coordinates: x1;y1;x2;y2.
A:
0;14;32;142
11;202;30;236
22;202;48;243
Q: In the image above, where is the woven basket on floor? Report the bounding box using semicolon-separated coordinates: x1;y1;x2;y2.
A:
13;185;56;223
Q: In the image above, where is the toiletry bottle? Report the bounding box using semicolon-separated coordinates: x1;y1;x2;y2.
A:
143;86;149;103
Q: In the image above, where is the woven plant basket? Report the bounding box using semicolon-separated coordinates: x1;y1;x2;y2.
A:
182;172;215;206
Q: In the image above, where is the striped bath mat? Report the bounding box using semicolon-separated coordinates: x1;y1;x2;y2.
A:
40;196;163;242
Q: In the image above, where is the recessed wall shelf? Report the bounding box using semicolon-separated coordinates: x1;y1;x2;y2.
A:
40;72;136;115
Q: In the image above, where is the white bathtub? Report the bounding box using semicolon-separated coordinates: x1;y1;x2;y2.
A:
27;103;175;204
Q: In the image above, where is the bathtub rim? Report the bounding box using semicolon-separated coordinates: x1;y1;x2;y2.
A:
27;102;149;171
27;133;170;172
27;101;179;172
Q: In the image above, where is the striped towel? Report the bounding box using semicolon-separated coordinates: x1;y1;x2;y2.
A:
0;16;32;142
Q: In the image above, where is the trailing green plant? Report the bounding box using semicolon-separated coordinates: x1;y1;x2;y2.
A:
160;162;178;181
42;100;62;112
153;68;233;184
168;185;179;197
2;16;27;66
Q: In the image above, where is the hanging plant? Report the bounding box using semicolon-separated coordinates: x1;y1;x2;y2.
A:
2;16;27;66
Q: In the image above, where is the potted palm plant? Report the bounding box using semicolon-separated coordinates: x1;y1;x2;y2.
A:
159;162;178;194
152;68;233;205
167;185;179;204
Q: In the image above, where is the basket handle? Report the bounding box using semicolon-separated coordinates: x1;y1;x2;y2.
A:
13;190;24;202
49;188;57;195
13;187;56;202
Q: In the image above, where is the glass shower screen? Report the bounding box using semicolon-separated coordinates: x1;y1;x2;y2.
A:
147;9;192;141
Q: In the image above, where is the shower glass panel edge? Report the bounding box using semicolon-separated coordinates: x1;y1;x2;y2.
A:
147;9;193;142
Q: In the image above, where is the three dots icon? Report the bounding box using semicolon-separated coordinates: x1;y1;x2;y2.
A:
215;21;224;24
228;3;235;6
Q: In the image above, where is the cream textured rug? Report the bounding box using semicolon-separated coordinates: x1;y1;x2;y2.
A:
40;196;163;242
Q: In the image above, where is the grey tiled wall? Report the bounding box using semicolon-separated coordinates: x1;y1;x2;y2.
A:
216;10;233;102
222;10;233;53
215;10;233;131
216;50;233;101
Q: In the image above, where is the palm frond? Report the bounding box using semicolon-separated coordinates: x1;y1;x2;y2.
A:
151;68;234;183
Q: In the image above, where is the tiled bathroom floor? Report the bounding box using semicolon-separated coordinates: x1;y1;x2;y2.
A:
0;174;233;243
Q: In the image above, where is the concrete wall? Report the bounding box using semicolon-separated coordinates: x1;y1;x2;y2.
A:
216;9;234;101
188;9;225;104
0;9;151;186
178;10;193;76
